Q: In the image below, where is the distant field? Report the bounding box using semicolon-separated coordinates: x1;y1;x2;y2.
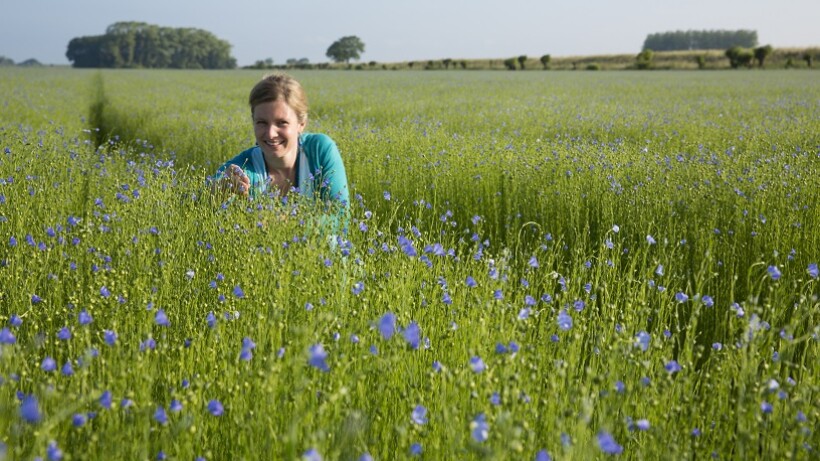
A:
0;68;818;460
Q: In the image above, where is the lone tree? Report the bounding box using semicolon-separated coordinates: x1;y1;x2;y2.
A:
326;36;365;63
539;54;551;69
635;49;654;69
503;58;517;70
518;55;527;69
802;52;813;68
754;45;773;67
725;46;753;69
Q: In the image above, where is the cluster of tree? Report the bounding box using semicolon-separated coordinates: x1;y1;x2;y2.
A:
66;22;236;69
725;45;774;68
502;55;551;70
0;56;43;67
643;30;757;51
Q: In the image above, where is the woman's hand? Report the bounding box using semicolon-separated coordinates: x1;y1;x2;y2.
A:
220;165;251;197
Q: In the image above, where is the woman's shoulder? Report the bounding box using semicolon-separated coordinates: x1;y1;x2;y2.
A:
301;132;337;149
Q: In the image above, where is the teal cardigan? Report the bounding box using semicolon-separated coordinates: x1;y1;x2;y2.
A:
214;133;350;233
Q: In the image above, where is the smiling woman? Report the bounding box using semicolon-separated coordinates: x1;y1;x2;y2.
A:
211;73;349;207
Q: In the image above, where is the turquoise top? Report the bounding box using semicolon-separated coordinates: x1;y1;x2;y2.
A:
214;133;349;205
213;133;350;235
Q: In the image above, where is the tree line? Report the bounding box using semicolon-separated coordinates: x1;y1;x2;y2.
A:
66;22;236;69
643;30;758;51
0;56;43;67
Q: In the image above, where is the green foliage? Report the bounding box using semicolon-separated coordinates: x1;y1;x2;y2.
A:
803;52;813;68
635;49;654;70
442;58;452;69
695;55;706;69
644;29;758;51
503;58;517;70
539;54;551;69
754;45;773;67
517;55;527;70
725;46;754;69
0;56;14;66
585;63;600;70
325;36;365;63
65;21;236;69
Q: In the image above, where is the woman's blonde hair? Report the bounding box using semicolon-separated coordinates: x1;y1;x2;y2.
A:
248;73;308;123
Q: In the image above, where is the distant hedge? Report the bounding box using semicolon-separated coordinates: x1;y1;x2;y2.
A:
643;30;757;51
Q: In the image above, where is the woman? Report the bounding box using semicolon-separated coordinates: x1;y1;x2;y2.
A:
213;73;349;209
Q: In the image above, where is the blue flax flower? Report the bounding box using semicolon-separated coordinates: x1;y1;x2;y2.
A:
78;310;93;325
308;344;330;372
208;399;224;416
665;360;682;374
761;401;773;414
303;448;322;461
635;419;650;431
597;431;623;455
635;331;650;352
808;263;818;279
72;413;87;427
702;295;714;307
103;330;117;346
469;356;486;373
535;450;552;461
352;281;364;295
403;321;421;349
20;395;41;423
471;413;489;442
170;400;182;412
154;309;170;327
557;310;572;331
47;440;63;461
140;337;156;351
41;357;57;372
410;443;422;456
61;361;74;376
378;312;396;340
57;326;71;341
232;285;245;298
767;265;781;281
0;328;15;344
154;406;168;424
10;314;22;327
411;405;428;425
99;391;112;409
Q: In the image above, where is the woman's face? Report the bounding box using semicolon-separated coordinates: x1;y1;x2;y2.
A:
253;99;306;162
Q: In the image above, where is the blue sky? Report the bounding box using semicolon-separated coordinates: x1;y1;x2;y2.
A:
2;0;818;66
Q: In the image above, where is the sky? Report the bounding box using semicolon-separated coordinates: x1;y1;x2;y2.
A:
1;0;818;66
